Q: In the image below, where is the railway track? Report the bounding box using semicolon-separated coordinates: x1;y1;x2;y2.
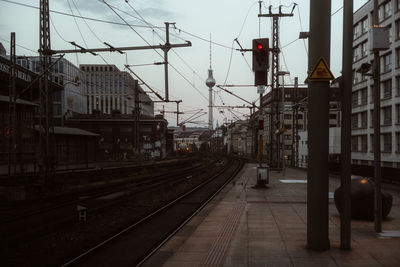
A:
61;158;244;266
0;160;206;247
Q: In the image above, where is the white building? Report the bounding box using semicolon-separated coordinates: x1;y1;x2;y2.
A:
298;127;342;168
352;0;400;168
80;64;154;117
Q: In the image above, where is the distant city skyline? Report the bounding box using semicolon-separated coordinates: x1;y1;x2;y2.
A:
0;0;368;127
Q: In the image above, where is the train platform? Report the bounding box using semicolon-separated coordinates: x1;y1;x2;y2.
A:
146;163;400;267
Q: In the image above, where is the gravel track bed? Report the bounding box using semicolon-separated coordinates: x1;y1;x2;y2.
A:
2;158;225;266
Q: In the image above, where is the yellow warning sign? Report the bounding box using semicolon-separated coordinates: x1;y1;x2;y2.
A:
307;57;335;81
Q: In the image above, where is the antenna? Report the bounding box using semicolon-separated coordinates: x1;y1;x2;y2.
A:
209;33;212;69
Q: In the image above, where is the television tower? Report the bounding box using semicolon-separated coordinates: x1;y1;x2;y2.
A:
205;35;216;130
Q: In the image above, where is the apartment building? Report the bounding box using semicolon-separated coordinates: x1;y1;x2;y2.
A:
259;86;341;166
352;0;400;168
80;64;154;117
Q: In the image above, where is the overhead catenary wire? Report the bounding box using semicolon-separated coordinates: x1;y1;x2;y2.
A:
69;0;114;66
102;0;208;102
295;3;308;55
124;1;206;85
0;0;160;29
0;37;37;54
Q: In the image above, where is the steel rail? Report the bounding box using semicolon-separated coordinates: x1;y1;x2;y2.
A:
137;159;244;266
61;159;243;266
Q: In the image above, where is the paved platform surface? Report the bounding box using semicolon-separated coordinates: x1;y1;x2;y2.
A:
145;164;400;267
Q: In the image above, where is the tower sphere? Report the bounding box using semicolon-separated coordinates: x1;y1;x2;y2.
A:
205;69;216;88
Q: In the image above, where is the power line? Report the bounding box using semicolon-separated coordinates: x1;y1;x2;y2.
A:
102;0;207;101
0;0;161;28
67;0;88;48
0;37;37;54
296;3;308;55
124;1;206;85
69;0;113;66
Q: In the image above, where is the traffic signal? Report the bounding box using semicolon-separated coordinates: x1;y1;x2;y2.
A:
252;38;269;86
252;38;269;71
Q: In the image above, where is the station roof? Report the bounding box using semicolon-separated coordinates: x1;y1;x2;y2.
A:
34;126;99;136
0;95;38;106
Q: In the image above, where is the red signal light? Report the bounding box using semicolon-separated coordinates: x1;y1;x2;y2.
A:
257;44;263;50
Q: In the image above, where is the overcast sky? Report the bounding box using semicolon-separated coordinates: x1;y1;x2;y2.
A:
0;0;368;127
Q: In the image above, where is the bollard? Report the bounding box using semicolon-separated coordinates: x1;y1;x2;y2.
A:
257;166;269;187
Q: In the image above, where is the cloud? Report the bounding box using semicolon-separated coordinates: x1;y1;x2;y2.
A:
57;0;176;23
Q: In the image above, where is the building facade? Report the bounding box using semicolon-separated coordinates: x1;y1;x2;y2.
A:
258;86;341;166
65;114;167;160
352;0;400;168
79;64;154;118
15;57;87;126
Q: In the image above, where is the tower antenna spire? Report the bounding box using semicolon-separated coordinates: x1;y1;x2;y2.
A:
209;33;212;69
205;32;216;130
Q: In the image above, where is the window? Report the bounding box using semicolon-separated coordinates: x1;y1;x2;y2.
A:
353;46;361;62
354;22;361;39
329;114;337;119
370;134;374;152
361;111;367;128
396;132;400;152
383;106;392;125
361;88;367;105
385;1;392;18
352;91;358;107
370;110;374;127
96;96;99;109
383;162;393;167
284;114;292;120
381;79;392;99
396;104;400;123
396;20;400;40
362;17;369;34
297;114;303;119
351;136;358;151
284;124;292;130
361;41;368;57
397;0;400;11
284;134;291;140
396;48;400;68
397;77;400;96
383;133;392;152
361;135;367;152
352;113;358;129
379;1;392;22
381;53;392;72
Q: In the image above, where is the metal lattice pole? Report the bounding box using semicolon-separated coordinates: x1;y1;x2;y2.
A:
39;0;54;187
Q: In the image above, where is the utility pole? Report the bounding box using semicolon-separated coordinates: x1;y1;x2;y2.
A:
163;22;174;102
8;32;16;178
39;0;54;187
176;100;182;126
134;79;140;152
259;5;294;168
53;29;190;104
292;77;298;167
340;0;352;250
307;0;331;250
372;0;382;234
